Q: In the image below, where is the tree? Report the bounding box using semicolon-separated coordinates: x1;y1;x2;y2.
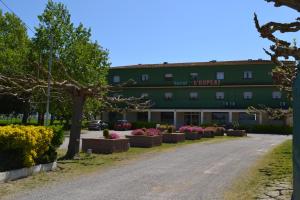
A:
254;1;300;198
0;1;150;159
0;9;32;123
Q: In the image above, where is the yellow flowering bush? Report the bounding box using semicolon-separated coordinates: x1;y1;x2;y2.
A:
0;125;54;171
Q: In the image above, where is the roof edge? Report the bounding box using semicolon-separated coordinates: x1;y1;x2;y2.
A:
111;59;295;69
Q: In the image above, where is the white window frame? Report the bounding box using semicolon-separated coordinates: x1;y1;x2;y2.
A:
244;71;253;79
216;92;224;100
164;92;173;100
216;72;224;80
141;74;149;81
189;92;198;100
164;73;173;79
141;93;149;98
113;75;120;83
243;92;253;100
190;73;198;80
272;91;282;99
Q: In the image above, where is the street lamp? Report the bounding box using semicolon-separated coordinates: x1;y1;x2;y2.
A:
45;34;53;126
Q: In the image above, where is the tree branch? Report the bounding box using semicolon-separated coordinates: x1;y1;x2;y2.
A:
265;0;300;12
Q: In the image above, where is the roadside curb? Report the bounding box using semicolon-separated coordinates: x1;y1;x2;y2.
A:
0;162;57;182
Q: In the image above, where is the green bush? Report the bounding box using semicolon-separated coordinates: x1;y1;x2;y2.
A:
158;124;176;132
238;124;292;135
103;129;109;139
131;121;157;129
167;126;173;133
36;126;64;164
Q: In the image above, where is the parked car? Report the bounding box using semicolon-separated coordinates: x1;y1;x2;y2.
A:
88;120;108;131
114;120;132;131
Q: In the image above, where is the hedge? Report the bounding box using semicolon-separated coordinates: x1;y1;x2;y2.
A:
0;125;64;171
238;124;293;135
131;121;157;129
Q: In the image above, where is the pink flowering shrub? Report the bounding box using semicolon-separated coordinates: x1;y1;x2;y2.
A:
145;128;161;136
179;126;203;133
108;132;120;139
131;129;145;136
194;127;204;134
131;128;161;136
115;122;132;130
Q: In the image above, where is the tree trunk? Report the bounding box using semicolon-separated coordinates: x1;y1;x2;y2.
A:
50;114;55;125
38;112;44;125
21;111;29;124
21;100;30;124
65;95;85;159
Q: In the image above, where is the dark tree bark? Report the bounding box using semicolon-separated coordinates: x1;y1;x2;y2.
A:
21;111;29;124
50;114;55;125
65;94;86;158
37;112;44;125
21;100;30;124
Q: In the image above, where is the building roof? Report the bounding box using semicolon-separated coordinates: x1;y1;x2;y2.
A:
111;59;294;70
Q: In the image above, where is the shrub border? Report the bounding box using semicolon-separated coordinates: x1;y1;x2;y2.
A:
0;161;57;182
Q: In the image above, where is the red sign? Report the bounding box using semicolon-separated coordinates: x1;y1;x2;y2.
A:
193;80;220;86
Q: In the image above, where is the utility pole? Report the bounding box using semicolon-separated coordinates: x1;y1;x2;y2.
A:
45;34;53;126
293;61;300;200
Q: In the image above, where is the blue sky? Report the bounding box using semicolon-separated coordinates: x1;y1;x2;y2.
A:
0;0;298;66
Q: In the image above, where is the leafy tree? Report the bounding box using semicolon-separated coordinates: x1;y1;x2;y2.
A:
83;98;103;120
0;10;30;73
0;10;32;123
0;1;150;159
32;1;109;158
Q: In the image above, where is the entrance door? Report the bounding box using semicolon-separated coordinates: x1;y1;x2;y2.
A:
161;112;174;125
184;112;201;126
211;112;229;124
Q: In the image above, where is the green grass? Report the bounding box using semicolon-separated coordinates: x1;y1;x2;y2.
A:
0;136;240;198
224;139;292;200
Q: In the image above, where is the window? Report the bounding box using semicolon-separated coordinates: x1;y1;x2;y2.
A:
164;73;173;80
164;92;173;100
141;93;149;98
280;102;286;107
243;92;253;100
272;91;282;99
141;74;149;81
113;75;120;83
239;113;256;121
212;112;229;124
216;92;224;100
161;112;174;124
184;112;201;126
216;72;224;80
190;73;198;80
268;71;273;76
112;93;122;98
137;112;148;121
244;71;253;79
189;92;198;100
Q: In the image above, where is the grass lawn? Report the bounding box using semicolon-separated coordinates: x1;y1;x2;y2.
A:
224;139;293;200
0;136;240;198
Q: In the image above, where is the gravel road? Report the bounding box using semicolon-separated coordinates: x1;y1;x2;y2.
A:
5;134;290;200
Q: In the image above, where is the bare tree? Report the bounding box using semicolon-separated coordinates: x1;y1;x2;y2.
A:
254;1;300;199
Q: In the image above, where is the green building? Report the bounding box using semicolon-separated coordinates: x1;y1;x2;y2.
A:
104;60;290;127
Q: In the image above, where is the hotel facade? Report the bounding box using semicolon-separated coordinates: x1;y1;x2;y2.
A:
103;60;290;128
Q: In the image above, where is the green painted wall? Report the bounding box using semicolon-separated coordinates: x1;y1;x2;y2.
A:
108;62;290;109
109;64;274;86
120;87;288;109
